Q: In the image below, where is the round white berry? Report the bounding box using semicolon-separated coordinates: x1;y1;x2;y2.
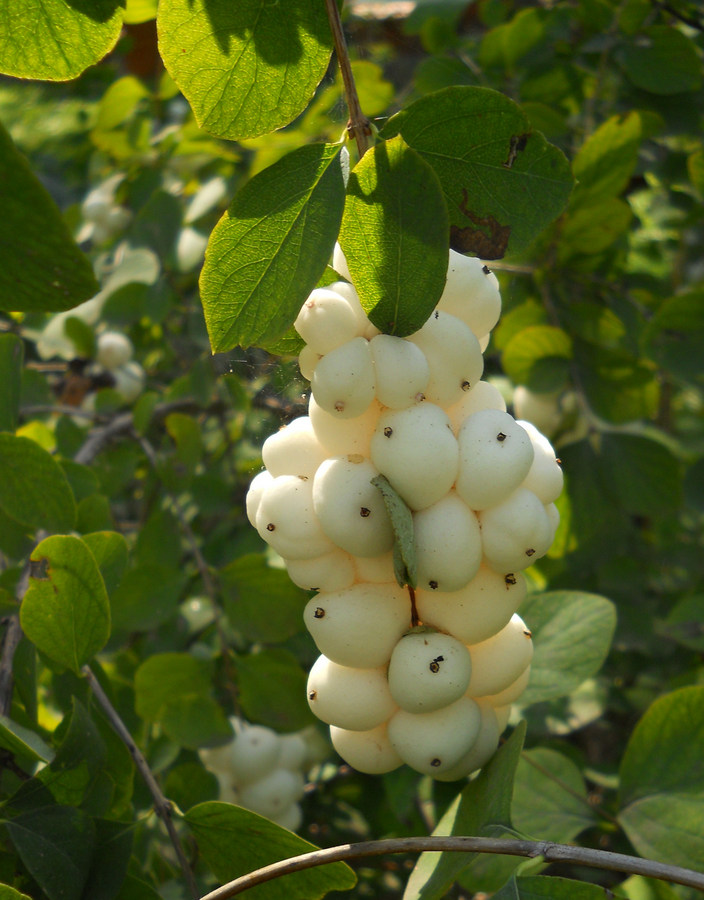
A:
238;768;305;821
283;549;356;592
96;331;133;370
246;469;274;529
312;456;394;557
311;337;376;419
308;395;382;458
433;701;500;781
456;410;534;510
304;582;410;668
330;722;403;774
516;419;564;504
352;551;396;584
466;614;533;697
370;403;459;511
445;380;507;434
407;311;484;408
369;334;430;408
437;251;501;339
307;655;397;731
387;631;473;713
262;417;328;481
416;566;526;646
414;492;482;592
387;695;482;776
294;288;365;356
479;487;553;571
229;725;282;785
111;361;145;403
255;475;334;560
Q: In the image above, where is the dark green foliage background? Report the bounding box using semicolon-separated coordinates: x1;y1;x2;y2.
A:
0;0;702;898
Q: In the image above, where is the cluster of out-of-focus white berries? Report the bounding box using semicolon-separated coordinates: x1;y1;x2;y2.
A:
200;719;325;831
246;245;563;780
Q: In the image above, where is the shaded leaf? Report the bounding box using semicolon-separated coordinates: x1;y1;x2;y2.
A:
186;802;356;899
619;686;704;870
339;135;449;335
518;591;616;706
0;716;54;764
237;648;314;733
600;433;682;517
0;333;22;433
20;535;111;675
158;0;333;140
200;143;345;351
494;875;612;899
381;86;574;258
0;434;76;534
617;26;702;95
0;122;99;314
372;475;417;588
80;532;129;597
404;722;526;900
571;111;642;203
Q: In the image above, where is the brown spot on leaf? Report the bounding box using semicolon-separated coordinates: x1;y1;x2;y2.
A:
503;133;529;169
30;558;50;580
450;189;511;259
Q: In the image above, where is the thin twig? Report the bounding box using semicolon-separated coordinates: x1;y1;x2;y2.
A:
324;0;371;157
198;836;704;900
82;665;199;900
0;617;23;718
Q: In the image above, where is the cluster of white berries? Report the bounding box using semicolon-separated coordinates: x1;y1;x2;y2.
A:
200;719;323;831
93;331;146;404
246;245;563;780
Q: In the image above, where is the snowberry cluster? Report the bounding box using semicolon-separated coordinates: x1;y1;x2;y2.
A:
200;719;322;832
246;245;563;780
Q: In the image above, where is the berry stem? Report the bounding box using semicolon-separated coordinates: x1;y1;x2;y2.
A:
408;584;420;628
324;0;371;158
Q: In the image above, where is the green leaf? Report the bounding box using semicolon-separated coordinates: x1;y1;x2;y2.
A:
0;0;123;80
80;532;129;597
380;86;574;258
493;875;613;900
237;648;313;733
81;818;133;900
221;554;308;644
185;802;357;899
0;122;100;313
0;716;54;764
157;0;333;140
200;142;345;351
110;563;187;632
659;593;704;652
0;333;23;433
617;26;702;95
339;135;449;335
571;111;642;203
619;686;704;870
134;653;231;749
645;288;704;383
513;748;596;842
404;722;526;900
20;535;111;675
371;475;417;588
518;591;616;706
0;886;32;900
600;433;682;517
502;325;572;392
5;805;95;900
558;197;633;260
0;434;76;534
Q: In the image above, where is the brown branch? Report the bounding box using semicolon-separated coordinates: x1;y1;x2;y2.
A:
82;665;199;900
0;616;23;718
198;836;704;900
324;0;371;158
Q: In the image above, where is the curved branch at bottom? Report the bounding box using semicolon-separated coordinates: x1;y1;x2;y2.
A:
199;835;704;900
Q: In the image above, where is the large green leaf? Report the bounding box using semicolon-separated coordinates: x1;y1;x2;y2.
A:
0;435;76;534
5;805;95;900
339;135;449;335
200;142;345;351
157;0;333;140
513;748;596;842
404;722;526;900
236;648;313;733
221;554;308;644
502;325;572;392
0;0;123;80
494;875;613;900
0;333;22;433
185;802;357;899
619;686;704;870
20;535;111;675
571;112;642;203
110;563;188;632
518;591;616;706
380;86;574;258
0;122;99;314
617;26;702;95
600;433;682;517
0;716;54;765
134;653;231;748
645;288;704;384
